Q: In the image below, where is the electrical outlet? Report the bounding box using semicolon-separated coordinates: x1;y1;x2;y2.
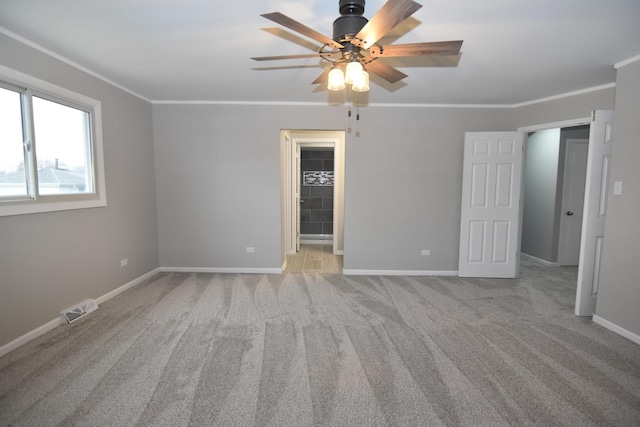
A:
120;258;128;267
246;247;255;253
421;250;431;256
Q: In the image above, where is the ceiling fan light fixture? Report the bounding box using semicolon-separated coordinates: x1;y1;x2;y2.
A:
352;69;369;92
344;61;363;85
327;66;346;91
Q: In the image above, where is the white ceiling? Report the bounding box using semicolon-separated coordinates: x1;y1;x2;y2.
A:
1;0;639;105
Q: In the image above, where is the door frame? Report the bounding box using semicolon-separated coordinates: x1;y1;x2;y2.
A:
281;130;345;259
518;116;596;313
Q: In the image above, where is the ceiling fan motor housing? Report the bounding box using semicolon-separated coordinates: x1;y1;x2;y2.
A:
334;0;368;42
333;15;368;42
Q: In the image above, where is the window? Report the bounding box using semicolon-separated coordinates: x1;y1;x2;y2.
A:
0;66;105;216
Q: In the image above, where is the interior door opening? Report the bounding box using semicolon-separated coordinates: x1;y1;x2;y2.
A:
518;112;614;317
280;130;345;269
520;125;590;267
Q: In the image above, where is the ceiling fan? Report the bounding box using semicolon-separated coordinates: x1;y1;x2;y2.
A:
252;0;463;93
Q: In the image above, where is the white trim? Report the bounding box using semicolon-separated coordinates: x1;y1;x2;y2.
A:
153;100;511;108
150;86;613;110
1;26;618;109
0;26;150;102
0;317;62;359
512;83;616;108
152;100;332;106
152;100;510;108
160;267;283;274
94;268;161;305
0;267;161;358
614;54;640;69
520;253;561;267
343;269;458;276
368;103;510;109
592;315;640;346
518;116;590;132
300;239;333;245
151;84;614;109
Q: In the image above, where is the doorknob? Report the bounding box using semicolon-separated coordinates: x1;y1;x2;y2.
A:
567;211;574;216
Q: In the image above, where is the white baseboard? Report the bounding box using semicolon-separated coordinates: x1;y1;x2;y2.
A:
0;267;161;358
160;267;283;274
0;317;63;359
343;269;458;276
592;315;640;346
94;268;161;305
520;253;561;267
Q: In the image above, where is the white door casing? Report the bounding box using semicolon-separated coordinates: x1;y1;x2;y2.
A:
459;132;524;278
282;131;345;256
575;110;614;316
558;139;588;266
295;144;301;252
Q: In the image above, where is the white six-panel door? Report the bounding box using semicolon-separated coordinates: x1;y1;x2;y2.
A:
459;132;524;278
575;110;614;316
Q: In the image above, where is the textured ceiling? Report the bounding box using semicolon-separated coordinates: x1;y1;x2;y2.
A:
1;0;639;105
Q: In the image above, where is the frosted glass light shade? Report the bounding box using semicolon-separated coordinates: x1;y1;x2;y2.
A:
327;67;345;91
352;70;370;92
344;61;363;85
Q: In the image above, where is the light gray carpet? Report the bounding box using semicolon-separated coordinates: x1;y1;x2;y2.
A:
1;262;640;426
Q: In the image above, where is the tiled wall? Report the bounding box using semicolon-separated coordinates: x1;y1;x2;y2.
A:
301;149;334;236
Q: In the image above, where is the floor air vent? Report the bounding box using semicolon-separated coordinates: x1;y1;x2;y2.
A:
61;299;98;323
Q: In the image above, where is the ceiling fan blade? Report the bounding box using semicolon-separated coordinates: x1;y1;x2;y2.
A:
252;53;323;61
312;68;330;85
370;40;463;58
365;60;408;83
261;12;343;49
353;0;422;49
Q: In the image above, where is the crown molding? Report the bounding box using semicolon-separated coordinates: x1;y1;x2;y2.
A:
0;26;619;110
615;54;640;69
0;26;150;103
511;83;616;108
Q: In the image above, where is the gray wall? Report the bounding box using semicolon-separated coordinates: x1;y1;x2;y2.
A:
342;108;514;271
0;35;159;348
596;60;640;338
522;129;561;262
153;105;514;272
153;104;351;269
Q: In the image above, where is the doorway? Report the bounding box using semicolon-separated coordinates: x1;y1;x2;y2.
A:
520;125;590;266
518;112;614;316
280;130;346;270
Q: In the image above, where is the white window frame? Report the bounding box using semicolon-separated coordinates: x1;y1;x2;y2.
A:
0;65;106;217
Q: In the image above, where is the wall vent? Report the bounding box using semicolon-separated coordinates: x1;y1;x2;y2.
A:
61;299;98;323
